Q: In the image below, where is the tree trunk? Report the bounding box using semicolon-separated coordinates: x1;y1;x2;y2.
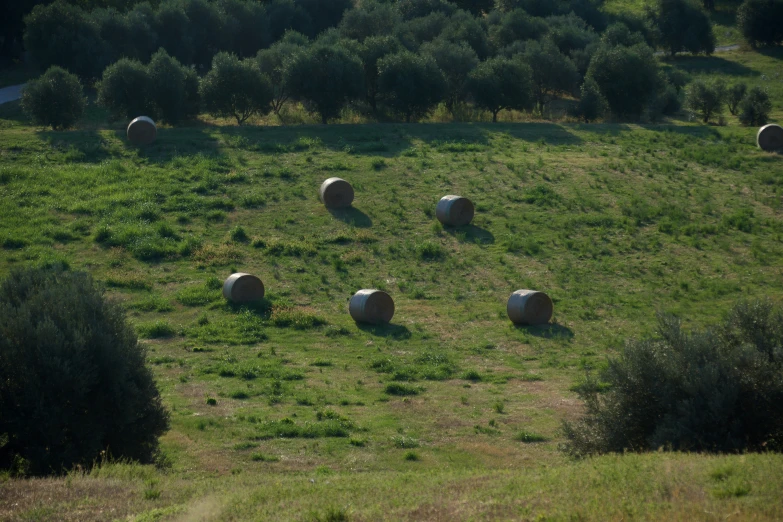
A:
321;113;328;125
492;110;498;123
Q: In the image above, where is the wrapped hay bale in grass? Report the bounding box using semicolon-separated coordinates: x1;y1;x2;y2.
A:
349;289;394;325
126;116;157;146
757;124;783;151
223;273;265;303
319;177;354;209
436;195;474;226
507;289;553;325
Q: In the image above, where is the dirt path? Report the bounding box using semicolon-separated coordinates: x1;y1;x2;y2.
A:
0;83;25;105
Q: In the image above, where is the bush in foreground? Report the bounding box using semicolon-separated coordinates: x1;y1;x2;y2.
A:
563;300;783;457
738;86;772;126
21;66;86;130
0;265;169;476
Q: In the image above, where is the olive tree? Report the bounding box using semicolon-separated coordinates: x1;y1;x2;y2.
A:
651;0;716;56
586;43;661;120
685;79;726;123
421;38;479;114
358;36;403;113
520;39;579;114
378;50;447;122
467;57;534;122
21;67;86;130
200;52;273;125
284;43;365;124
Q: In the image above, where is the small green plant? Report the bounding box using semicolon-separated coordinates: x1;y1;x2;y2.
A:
515;431;547;443
404;451;420;461
230;226;250;243
251;453;279;462
493;401;505;414
137;320;176;339
205;397;217;406
384;383;420;396
391;436;419;448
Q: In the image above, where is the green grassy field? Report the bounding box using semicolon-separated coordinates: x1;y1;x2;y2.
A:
1;48;783;521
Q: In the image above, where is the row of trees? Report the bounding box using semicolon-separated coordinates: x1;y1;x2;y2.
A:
685;79;772;125
21;0;721;84
91;21;686;126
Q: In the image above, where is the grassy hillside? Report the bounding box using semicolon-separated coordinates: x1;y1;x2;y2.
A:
1;50;783;521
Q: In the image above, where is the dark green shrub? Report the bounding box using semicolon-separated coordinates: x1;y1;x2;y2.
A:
467;56;534;122
339;1;401;42
94;6;158;64
21;67;86;130
575;77;607;123
685;79;725;123
0;265;169;476
358;36;402;114
200;52;273;125
257;35;307;115
586;43;660;120
97;58;153;122
563;300;783;457
378;51;447;122
154;1;194;66
148;49;200;124
737;0;783;48
520;39;579;114
651;0;716;56
24;1;109;81
738;86;772;126
726;83;747;115
284;43;364;124
440;9;490;59
487;9;549;50
222;0;271;58
421;38;478;115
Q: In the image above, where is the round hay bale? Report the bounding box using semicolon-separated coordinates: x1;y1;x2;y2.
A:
349;289;394;325
223;273;265;303
126;116;157;146
757;124;783;151
507;289;553;325
319;177;354;209
436;195;474;227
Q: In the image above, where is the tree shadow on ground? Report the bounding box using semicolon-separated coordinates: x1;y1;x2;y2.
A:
515;323;574;340
668;55;755;77
356;322;412;340
444;224;495;245
328;207;372;228
36;126;225;165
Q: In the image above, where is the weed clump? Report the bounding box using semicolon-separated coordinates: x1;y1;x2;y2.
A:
563;300;783;457
0;265;169;475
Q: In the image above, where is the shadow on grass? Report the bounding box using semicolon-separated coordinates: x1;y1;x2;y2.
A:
35;126;226;165
668;55;755;77
356;322;412;340
515;323;574;340
328;207;372;228
444;224;495;245
225;298;273;318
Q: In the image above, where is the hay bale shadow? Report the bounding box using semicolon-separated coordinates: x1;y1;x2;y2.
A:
356;322;411;340
328;207;372;228
226;297;273;318
515;323;574;340
444;224;495;245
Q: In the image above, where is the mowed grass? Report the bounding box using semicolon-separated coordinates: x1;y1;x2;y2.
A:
2;50;783;520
